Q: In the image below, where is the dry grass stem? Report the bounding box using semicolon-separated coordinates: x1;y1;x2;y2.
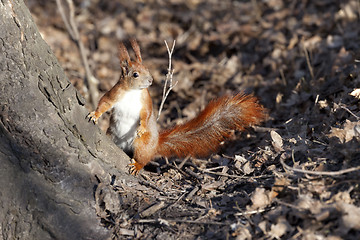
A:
303;45;315;82
157;40;178;120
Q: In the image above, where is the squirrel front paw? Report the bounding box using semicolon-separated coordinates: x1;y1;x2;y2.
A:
136;125;147;138
87;111;99;124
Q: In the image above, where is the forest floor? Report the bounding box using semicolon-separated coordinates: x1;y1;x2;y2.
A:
27;0;360;239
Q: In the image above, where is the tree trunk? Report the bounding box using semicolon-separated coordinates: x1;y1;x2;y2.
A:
0;0;138;239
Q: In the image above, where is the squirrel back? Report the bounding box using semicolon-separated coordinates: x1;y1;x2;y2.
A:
156;93;266;159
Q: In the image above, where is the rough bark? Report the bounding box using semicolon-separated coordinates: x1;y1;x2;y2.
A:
0;0;138;239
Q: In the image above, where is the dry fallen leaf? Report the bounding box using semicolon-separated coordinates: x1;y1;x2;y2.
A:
337;202;360;233
270;130;284;152
326;35;343;49
249;188;272;210
234;155;254;174
350;88;360;99
317;99;329;109
232;225;252;240
270;177;290;198
328;120;360;143
332;191;353;204
268;216;291;239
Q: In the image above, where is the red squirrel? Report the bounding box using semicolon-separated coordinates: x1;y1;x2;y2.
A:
88;39;267;175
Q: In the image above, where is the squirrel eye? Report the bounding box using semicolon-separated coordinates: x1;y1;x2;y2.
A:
133;72;139;78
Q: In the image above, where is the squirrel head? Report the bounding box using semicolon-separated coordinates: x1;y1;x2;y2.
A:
118;39;153;89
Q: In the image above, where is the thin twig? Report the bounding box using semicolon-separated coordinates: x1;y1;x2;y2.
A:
337;103;360;120
303;45;315;82
164;162;191;179
279;68;287;86
280;158;360;176
274;198;304;210
178;155;191;169
198;168;273;179
234;207;273;216
203;166;226;171
183;167;202;181
56;0;99;109
135;218;229;226
234;202;254;225
157;40;178;120
168;192;186;208
138;179;168;195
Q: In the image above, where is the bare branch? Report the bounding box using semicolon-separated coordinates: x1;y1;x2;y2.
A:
56;0;99;109
157;40;178;121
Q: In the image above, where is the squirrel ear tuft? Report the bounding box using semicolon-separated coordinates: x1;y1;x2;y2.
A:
118;42;131;66
120;66;128;77
130;39;142;63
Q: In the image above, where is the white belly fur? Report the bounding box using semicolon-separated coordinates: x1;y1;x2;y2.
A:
109;89;143;151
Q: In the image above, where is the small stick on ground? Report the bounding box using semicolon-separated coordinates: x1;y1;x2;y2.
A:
136;218;229;226
56;0;99;109
336;102;360;120
157;40;178;120
139;201;166;218
178;155;191;169
280;157;360;176
234;207;273;216
138;179;167;195
198;168;273;179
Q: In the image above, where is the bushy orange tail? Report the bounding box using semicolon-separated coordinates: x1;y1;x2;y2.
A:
156;93;267;159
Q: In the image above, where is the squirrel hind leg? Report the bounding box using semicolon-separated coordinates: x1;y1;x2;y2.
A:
129;150;154;175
